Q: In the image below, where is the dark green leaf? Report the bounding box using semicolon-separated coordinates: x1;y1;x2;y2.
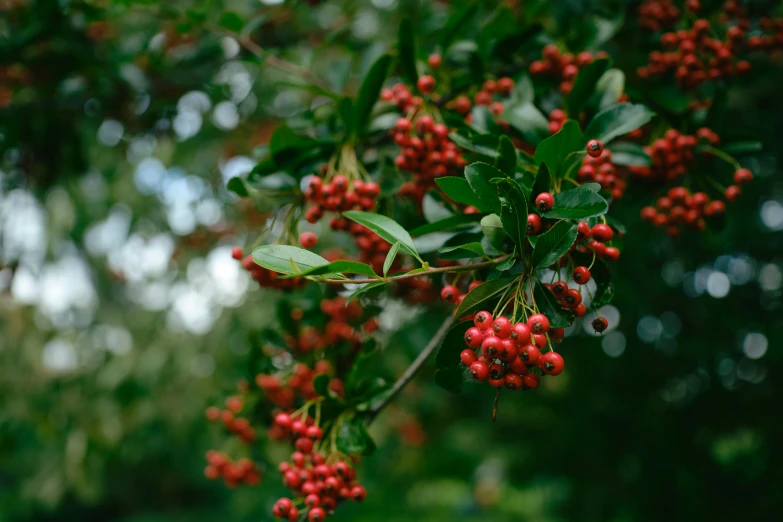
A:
434;368;463;394
454;276;516;319
383;242;400;277
544;185;609;219
505;102;550;145
494;178;529;250
531;220;578;269
288;260;378;278
480;214;507;249
721;141;763;154
313;373;331;396
534;120;584;176
338;97;353;136
269;125;319;165
449;132;500;159
496;136;517;176
410;213;482;237
336;416;376;456
438;242;485;259
595;68;625;109
604;215;627;235
533;280;574;329
252;245;331;276
346;281;386;305
566;58;611;116
435;177;488;210
584;103;655;145
609;142;652;167
435;319;474;370
226;176;249;197
441;4;479;51
219;12;244;32
344;211;419;259
353;54;392;136
532;162;551;197
465;162;505;214
398;18;418;85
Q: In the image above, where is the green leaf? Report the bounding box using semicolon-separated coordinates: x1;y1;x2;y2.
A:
449;131;500;159
480;214;507;249
336;416;376;456
441;3;479;51
544;185;609;220
383;242;400;277
398;18;418;85
226;176;249;197
566;58;611;116
288;260;378;278
435;177;488;210
505;102;549;145
531;220;578;269
454;276;516;319
534;120;584;176
438;242;485;259
410;213;482;237
595;68;625;110
338;97;353;136
465;162;505;214
219;11;244;33
721;141;763;154
435;320;473;370
532;162;551;197
495;136;517;176
604;215;627;235
533;280;574;329
313;373;331;396
584;103;655;145
343;211;419;259
609;142;652;167
252;245;331;276
434;367;463;394
494;178;529;250
346;281;386;305
269;125;319;165
353;54;392;137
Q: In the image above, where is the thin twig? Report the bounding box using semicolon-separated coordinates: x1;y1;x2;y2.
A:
314;256;510;285
366;315;454;423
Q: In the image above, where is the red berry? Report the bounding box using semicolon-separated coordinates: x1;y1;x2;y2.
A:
523;373;540;389
573;304;587;317
351;484;367;502
287;508;300;522
733;168;752;185
481;336;502;357
275;413;292;429
510;322;531;344
572;266;591;284
587;140;604;158
460;349;478;366
441;285;459;303
305;494;320;508
299;232;318;249
603;247;620;262
519;344;541;364
538;351;564;376
591;224;613;242
505;373;523;390
231;247;243;260
592;317;609;333
527;314;550;334
536;192;554;212
428;54;442;68
473;310;493;330
564;288;583;307
577;221;591;240
469;361;490;382
492;316;513;338
306;425;323;440
295;437;314;454
527;214;542;235
274;498;293;517
508;357;529;374
417;75;436;93
464;327;484;349
308;507;326;522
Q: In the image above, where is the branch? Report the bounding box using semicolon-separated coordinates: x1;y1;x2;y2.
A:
366;315;453;423
313;256;510;285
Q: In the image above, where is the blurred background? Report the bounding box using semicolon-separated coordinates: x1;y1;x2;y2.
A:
1;1;782;521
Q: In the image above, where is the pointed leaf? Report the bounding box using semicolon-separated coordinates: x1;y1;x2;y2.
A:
566;58;611;116
494;177;529;250
465;162;505;214
609;142;652;166
227;176;249;197
438;242;485;259
532;162;551;198
449;131;500;159
353;54;392;136
531;220;578;269
290;260;378;278
454;276;516;319
410;213;482;237
434;367;463;394
441;3;479;51
533;280;574;328
344;211;419;259
544;185;609;219
495;136;517;176
253;245;339;278
398;18;418;85
435;177;489;210
534;120;584;176
383;242;401;277
336;416;376;456
584;103;655;145
346;281;386;305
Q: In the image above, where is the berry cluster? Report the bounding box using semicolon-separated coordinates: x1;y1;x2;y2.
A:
391;115;465;203
574;222;622;263
256;361;340;412
287;297;371;352
638;19;751;90
271;413;366;521
637;0;689;30
233;247;305;290
204;451;262;488
205;395;256;443
440;280;483;307
529;45;608;96
629;128;719;181
460;311;565;390
578;147;627;200
381;82;424;114
545;265;595;318
303;175;379;224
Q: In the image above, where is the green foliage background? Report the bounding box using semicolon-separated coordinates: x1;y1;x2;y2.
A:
1;1;782;521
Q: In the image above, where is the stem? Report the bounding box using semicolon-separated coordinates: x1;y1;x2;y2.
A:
701;146;742;171
366;316;453;423
315;256;509;285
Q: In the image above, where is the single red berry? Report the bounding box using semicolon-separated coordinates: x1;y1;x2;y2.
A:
274;498;293;517
551;281;568;296
497;77;515;95
505;373;523;390
527;314;550;334
287;508;300;522
464;327;484;349
587;140;604;158
508;357;528;375
481;336;502;357
492;316;513;338
603;247;620;262
274;413;292;429
305;494;320;508
564;288;583;307
308;507;326;522
428;54;442;68
533;333;547;349
572;266;591;284
306;425;323;441
538;351;565;376
441;285;459;303
527;213;542;235
299;232;318;249
497;339;518;362
460;349;478;366
469;361;490;382
733;168;752;185
474;310;493;330
291;420;307;437
351;484;367;502
577;221;591;240
573;304;587;317
519;344;541;364
510;322;531;344
417;75;436;93
591;224;613;242
523;373;540;389
592;317;609;333
231;247;243;260
295;437;314;454
536;192;554;212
